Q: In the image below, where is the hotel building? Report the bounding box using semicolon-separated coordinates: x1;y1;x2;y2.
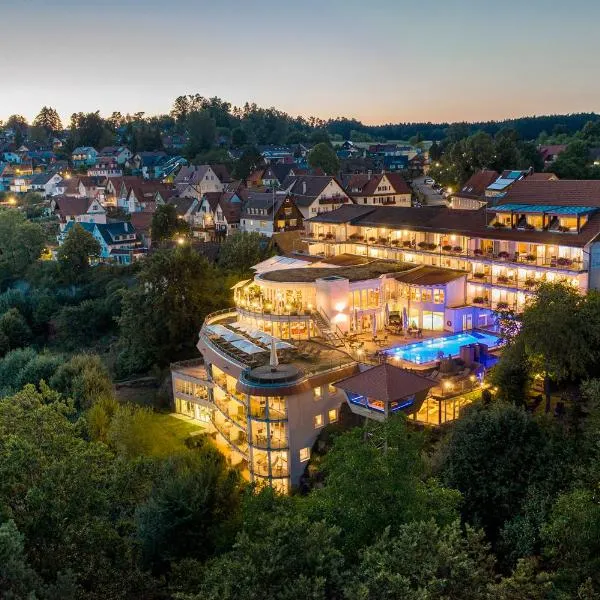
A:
171;178;600;492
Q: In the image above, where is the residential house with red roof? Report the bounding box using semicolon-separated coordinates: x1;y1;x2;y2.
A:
281;175;351;219
344;171;412;207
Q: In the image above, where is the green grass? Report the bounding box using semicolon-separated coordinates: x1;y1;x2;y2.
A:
144;413;206;456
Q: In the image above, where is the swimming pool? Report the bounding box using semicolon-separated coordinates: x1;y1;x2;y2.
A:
386;331;501;365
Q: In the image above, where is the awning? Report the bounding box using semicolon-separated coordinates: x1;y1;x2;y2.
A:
230;278;251;290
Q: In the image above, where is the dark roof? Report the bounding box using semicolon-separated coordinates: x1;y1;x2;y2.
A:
53;196;92;218
210;163;232;183
218;193;242;223
168;196;197;216
335;363;435;402
345;172;411;196
454;170;499;199
130;212;153;232
282;175;347;207
501;179;600;207
241;192;285;217
259;260;411;283
319;253;371;266
393;265;466;285
307;203;600;247
271;231;308;254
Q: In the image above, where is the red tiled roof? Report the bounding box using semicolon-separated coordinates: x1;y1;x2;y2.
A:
539;145;567;160
502;179;600;207
53;196;91;219
346;172;411;196
334;363;436;402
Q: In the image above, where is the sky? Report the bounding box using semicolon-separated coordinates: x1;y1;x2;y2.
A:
2;0;600;125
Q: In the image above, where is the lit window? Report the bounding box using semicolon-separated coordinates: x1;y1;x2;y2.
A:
328;409;338;423
299;447;310;462
313;387;321;400
328;383;336;394
314;414;323;428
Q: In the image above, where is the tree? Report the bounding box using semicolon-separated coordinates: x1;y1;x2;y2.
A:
151;204;188;242
231;127;247;147
440;402;564;545
218;231;269;274
185;110;216;158
0;309;32;354
135;449;242;574
33;106;63;135
520;283;600;412
345;520;495;600
49;353;114;411
116;246;229;374
232;146;263;180
0;209;45;283
56;224;101;281
542;489;600;594
182;513;343;600
0;519;41;599
306;417;460;556
308;142;340;175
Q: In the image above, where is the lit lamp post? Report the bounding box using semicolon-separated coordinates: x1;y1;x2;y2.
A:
443;380;453;398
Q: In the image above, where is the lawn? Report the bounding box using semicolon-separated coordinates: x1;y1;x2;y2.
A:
148;413;206;455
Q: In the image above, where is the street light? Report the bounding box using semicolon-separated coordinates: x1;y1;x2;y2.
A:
176;236;185;245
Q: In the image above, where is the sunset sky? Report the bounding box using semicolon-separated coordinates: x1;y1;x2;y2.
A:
2;0;599;125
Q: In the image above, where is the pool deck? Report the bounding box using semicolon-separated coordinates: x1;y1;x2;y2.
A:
341;329;500;371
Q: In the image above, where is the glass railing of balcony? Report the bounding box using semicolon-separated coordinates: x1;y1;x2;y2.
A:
250;433;289;450
252;463;289;478
214;397;247;429
213;418;249;455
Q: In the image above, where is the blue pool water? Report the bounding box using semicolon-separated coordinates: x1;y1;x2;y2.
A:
386;331;501;365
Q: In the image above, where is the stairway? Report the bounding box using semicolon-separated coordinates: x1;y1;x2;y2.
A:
311;309;345;348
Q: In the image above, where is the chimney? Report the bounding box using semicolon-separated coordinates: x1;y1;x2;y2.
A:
367;170;372;180
302;181;307;195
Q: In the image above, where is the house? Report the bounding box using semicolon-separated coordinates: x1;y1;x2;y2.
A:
88;157;123;178
105;175;141;207
168;196;201;225
450;170;500;210
209;163;232;184
77;176;107;202
155;156;188;181
30;171;63;197
51;195;107;229
128;151;167;176
344;171;412;207
60;221;144;265
281;174;351;219
71;147;98;168
126;182;175;213
258;145;294;164
9;175;33;194
194;191;244;239
99;146;132;165
240;192;303;237
173;165;224;196
539;144;567;167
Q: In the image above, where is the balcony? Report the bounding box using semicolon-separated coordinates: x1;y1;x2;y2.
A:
213;417;249;457
214;397;247;430
250;432;289;450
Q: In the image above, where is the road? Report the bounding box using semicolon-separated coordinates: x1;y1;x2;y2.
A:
411;176;448;206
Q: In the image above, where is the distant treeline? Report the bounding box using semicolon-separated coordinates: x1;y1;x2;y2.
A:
326;113;600;142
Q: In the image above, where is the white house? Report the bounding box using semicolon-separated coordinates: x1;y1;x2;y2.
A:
30;171;63;197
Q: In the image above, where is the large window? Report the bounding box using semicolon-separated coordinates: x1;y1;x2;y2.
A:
422;311;444;331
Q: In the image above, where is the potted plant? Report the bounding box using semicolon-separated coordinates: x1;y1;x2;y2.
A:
442;244;453;252
417;241;429;249
524;278;536;288
378;237;388;244
325;232;335;240
557;257;573;266
473;271;486;279
391;239;400;246
368;236;377;243
496;301;509;309
473;248;483;256
497;274;510;284
318;232;325;238
498;251;509;259
427;243;437;250
493;221;506;228
558;225;570;232
524;223;535;230
452;245;462;253
472;296;485;304
525;253;536;262
403;240;412;248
